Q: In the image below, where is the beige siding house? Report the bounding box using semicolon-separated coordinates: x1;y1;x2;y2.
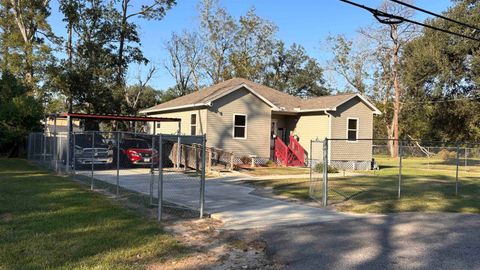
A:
140;78;380;169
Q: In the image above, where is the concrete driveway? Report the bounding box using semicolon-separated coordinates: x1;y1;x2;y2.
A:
76;168;354;229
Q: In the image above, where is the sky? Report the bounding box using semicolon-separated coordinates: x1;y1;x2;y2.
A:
48;0;454;91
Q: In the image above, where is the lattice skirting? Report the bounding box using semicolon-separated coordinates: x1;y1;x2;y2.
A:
233;156;271;166
330;160;371;171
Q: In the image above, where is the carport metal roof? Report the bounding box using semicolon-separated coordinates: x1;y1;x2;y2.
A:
56;112;180;122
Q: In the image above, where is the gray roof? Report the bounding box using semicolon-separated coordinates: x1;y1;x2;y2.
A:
141;78;379;114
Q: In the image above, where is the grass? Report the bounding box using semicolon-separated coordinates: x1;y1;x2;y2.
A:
243;156;480;214
240;166;310;176
0;159;187;270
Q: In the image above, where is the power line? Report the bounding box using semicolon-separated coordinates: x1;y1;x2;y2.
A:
339;0;480;42
389;0;480;32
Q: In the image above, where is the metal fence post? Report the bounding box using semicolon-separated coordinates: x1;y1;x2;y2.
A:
54;131;58;172
66;131;70;174
150;135;154;204
200;135;207;218
176;136;181;169
465;147;468;171
116;131;120;197
157;134;163;222
90;131;94;190
398;140;403;199
309;139;313;184
456;144;460;196
42;133;46;163
72;132;76;178
322;138;329;207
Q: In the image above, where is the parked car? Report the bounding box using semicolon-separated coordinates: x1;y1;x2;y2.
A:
73;133;113;167
117;138;158;167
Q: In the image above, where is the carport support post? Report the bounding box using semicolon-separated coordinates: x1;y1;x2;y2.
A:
91;131;94;190
322;138;328;207
398;141;403;199
200;135;207;218
116;131;120;197
455;144;460;196
157;134;164;222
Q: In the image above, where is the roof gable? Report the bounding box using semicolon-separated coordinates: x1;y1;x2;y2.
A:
140;78;381;115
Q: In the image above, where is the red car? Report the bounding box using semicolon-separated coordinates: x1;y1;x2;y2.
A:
120;138;159;167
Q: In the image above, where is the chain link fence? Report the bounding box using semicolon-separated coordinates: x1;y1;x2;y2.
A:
27;131;207;221
310;138;480;208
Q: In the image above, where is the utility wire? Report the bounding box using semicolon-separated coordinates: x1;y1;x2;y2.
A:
340;0;480;42
389;0;480;32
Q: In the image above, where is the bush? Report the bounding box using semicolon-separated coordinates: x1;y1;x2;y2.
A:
240;156;252;165
313;163;339;173
437;149;457;160
265;160;276;167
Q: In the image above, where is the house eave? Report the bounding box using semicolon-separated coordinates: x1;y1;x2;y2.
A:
139;103;210;114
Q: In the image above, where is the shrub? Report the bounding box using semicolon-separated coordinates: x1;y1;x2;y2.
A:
313;163;339;173
437;149;457;160
265;160;276;167
240;156;252;165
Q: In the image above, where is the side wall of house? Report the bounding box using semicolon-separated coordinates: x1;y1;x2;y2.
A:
148;109;207;135
329;97;373;163
207;87;272;157
291;113;330;160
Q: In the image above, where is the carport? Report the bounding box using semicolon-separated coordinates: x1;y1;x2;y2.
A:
45;112;181;174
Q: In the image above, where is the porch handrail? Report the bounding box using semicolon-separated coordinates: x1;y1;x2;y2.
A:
288;135;306;165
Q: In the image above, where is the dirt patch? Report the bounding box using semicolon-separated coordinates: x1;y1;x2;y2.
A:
150;218;281;270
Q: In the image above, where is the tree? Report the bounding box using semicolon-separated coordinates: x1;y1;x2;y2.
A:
229;7;278;81
326;35;371;94
198;0;237;83
115;0;175;85
265;42;329;97
164;31;204;95
401;0;480;142
0;71;43;156
0;0;56;91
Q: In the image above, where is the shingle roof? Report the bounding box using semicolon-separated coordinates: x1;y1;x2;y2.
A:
141;77;377;113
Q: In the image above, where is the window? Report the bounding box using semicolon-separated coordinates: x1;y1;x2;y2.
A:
156;123;161;129
347;118;358;142
190;114;197;135
233;114;247;139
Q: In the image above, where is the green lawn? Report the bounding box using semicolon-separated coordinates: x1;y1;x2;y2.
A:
243;156;480;214
0;159;186;270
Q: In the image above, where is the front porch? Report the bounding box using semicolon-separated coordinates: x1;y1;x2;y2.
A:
270;113;307;167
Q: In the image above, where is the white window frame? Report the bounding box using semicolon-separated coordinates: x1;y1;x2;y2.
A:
232;113;247;139
190;113;197;135
346;117;359;142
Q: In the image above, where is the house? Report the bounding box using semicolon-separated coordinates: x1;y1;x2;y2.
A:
140;78;381;169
